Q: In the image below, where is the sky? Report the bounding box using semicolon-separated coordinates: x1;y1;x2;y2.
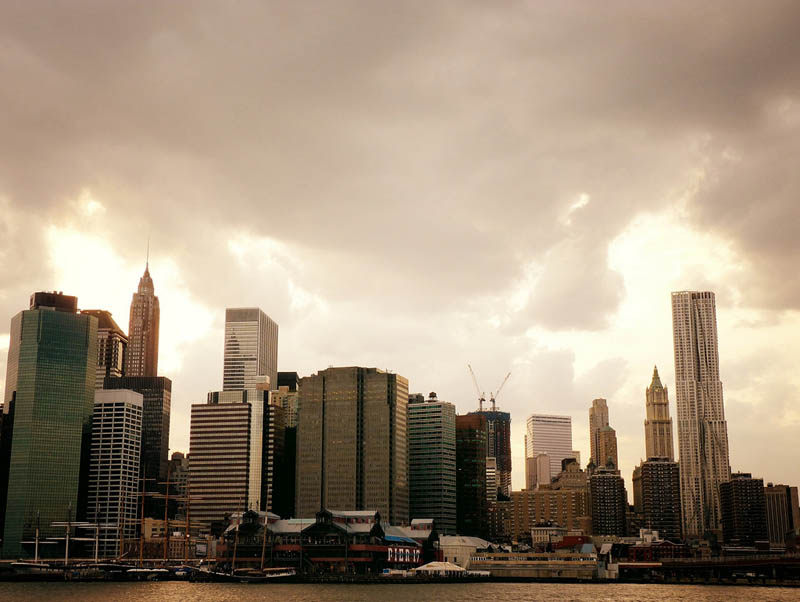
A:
1;1;799;496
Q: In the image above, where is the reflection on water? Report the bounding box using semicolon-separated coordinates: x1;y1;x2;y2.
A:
0;582;797;602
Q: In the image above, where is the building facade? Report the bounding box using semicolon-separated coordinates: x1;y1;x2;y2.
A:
274;371;299;428
125;264;159;378
671;291;731;538
589;398;609;465
295;367;409;525
596;426;618;469
81;310;127;388
222;308;278;392
589;467;627;536
764;483;800;545
88;389;143;557
104;376;171;481
719;472;768;545
526;414;575;481
488;488;590;541
168;451;190;519
2;292;97;558
189;389;284;527
408;393;456;534
645;366;674;461
636;458;681;542
469;410;511;499
455;414;488;537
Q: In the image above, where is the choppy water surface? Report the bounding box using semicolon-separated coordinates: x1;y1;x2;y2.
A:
0;582;798;601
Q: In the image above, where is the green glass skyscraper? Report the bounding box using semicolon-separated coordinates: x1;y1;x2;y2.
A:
2;292;97;558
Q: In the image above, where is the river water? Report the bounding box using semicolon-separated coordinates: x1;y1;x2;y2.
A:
0;582;797;601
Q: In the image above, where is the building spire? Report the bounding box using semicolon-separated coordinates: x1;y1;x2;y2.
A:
146;235;150;273
650;365;663;390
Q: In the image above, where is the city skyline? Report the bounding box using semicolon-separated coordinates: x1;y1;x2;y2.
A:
2;2;800;500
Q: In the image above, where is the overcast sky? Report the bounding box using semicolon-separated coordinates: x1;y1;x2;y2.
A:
2;1;799;495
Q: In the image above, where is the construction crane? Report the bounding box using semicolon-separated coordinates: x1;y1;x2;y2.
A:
467;364;486;411
489;371;512;411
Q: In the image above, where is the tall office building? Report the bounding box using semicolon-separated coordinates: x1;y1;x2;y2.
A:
764;483;800;545
589;398;609;465
223;308;278;392
526;414;574;481
189;389;284;526
645;366;674;461
455;414;488;537
719;473;768;545
2;292;97;558
88;389;143;557
671;291;731;537
104;376;171;481
408;392;456;534
634;458;682;542
81;310;128;388
125;264;159;378
295;367;408;525
469;410;511;498
590;466;628;536
597;426;618;469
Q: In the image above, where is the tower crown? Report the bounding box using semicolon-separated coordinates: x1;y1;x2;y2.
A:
649;365;663;391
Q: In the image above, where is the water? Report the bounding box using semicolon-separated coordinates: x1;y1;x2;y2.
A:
0;582;797;601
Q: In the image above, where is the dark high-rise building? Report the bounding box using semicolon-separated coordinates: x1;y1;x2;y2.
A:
104;376;171;481
719;472;768;545
168;451;190;519
408;392;457;534
764;483;800;546
590;466;627;536
81;309;128;388
223;308;278;391
125;264;160;378
2;292;96;558
635;458;682;541
456;414;488;537
469;410;511;499
295;367;409;525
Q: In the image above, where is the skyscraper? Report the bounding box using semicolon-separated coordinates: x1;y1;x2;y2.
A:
2;292;97;558
597;426;618;469
88;389;143;557
189;389;285;526
526;414;574;480
469;409;512;498
719;473;768;545
635;458;682;542
125;264;159;378
590;466;627;536
407;392;456;534
645;366;674;461
671;291;731;537
104;376;171;481
455;414;488;537
589;398;609;465
295;367;409;525
764;483;800;545
81;310;128;388
223;308;278;392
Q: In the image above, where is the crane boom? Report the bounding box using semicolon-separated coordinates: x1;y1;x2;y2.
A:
490;371;512;411
467;364;486;411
